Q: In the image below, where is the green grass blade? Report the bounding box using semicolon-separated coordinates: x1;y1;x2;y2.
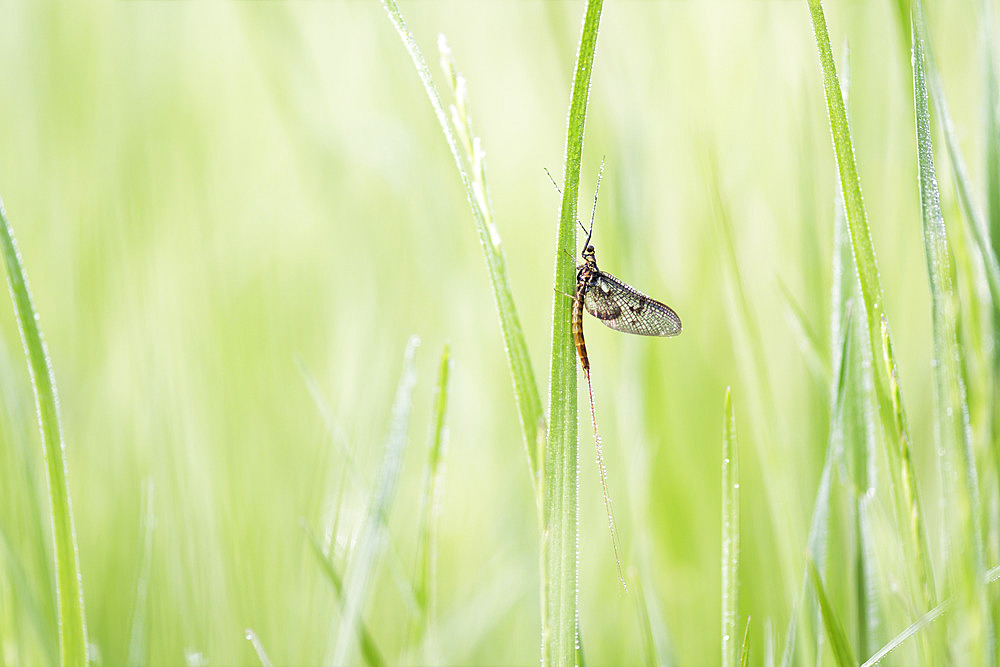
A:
244;628;274;667
807;560;857;667
708;157;778;425
806;0;884;347
0;522;57;663
630;567;657;667
708;155;800;642
921;0;1000;539
380;0;544;490
542;2;604;664
911;6;990;654
985;0;1000;455
985;0;1000;268
918;10;1000;317
331;336;419;667
721;387;740;667
860;597;949;667
302;524;386;667
738;617;751;667
777;279;829;391
780;311;853;667
413;344;452;655
879;315;936;598
0;198;88;665
861;565;1000;665
807;0;936;616
126;480;155;667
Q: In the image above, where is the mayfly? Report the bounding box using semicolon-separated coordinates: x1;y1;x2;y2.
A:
572;178;683;370
554;161;682;590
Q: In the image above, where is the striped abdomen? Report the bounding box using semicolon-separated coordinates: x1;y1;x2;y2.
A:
572;281;590;371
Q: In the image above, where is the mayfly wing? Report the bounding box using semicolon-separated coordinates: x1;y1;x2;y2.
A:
583;271;682;337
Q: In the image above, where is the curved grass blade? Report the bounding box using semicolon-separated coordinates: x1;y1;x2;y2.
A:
331;336;418;667
380;1;544;492
543;1;604;663
0;197;88;665
721;387;740;667
808;560;857;667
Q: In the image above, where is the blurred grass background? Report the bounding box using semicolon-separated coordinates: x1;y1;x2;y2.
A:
0;0;995;664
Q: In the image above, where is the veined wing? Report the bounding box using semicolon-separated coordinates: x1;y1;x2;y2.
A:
583;271;682;337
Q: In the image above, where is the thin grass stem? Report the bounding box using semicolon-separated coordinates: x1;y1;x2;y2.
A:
380;1;544;493
0;197;88;666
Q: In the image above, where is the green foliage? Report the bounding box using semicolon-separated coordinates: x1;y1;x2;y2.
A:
0;199;87;665
381;0;544;491
0;1;998;664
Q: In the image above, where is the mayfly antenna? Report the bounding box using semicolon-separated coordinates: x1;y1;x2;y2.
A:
545;167;597;240
584;157;606;251
543;167;561;194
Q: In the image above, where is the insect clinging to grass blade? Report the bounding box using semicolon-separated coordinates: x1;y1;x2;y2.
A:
545;160;681;591
551;160;682;591
572;166;682;372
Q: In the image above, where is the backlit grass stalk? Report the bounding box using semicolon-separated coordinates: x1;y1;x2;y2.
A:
331;337;418;666
879;318;936;609
380;0;545;493
708;158;800;655
0;197;88;666
806;0;935;614
543;1;604;663
984;0;1000;463
808;560;857;667
303;525;385;667
738;618;751;667
244;628;274;667
911;6;990;655
985;0;1000;278
860;566;1000;666
721;388;740;667
126;480;155;667
630;568;657;667
413;344;452;658
780;312;854;667
922;0;1000;517
917;10;1000;317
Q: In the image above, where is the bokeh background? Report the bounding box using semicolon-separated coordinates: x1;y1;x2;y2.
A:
0;1;993;664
